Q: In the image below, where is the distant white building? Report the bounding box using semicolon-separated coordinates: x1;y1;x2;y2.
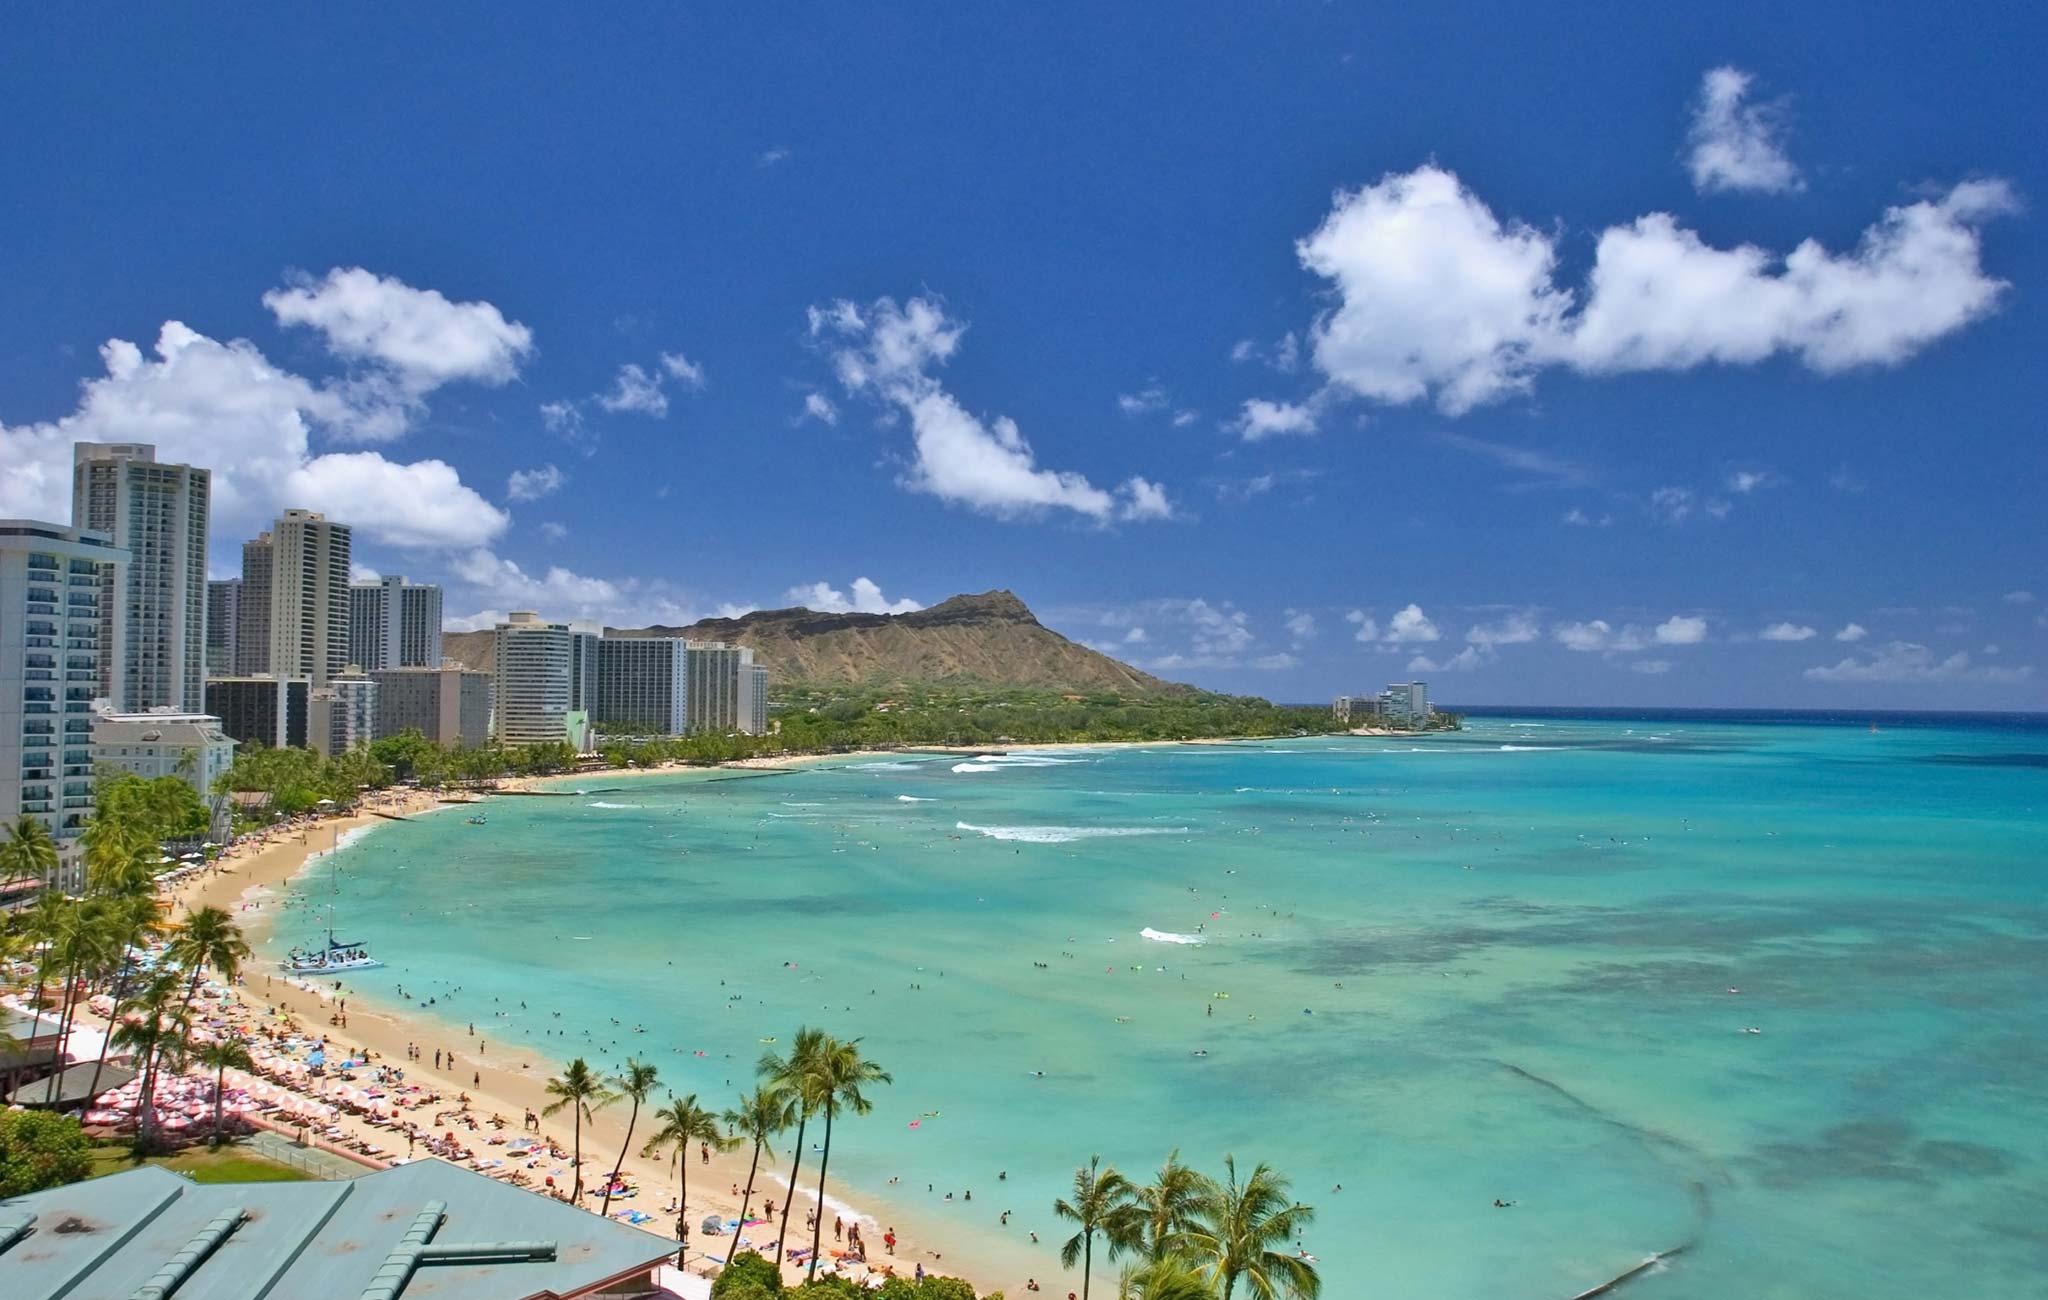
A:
684;641;764;734
493;613;587;748
739;661;770;736
71;443;210;712
2;521;126;892
1380;681;1431;725
92;707;235;838
310;668;378;756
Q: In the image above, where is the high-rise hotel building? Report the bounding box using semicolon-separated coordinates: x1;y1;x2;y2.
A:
205;578;240;676
594;636;688;734
1;520;126;888
71;443;210;711
237;510;352;686
590;636;768;736
491;613;587;747
347;575;443;671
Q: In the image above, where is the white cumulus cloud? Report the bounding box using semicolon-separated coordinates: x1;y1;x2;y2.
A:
1466;613;1541;646
1686;67;1803;195
597;363;669;417
1760;621;1818;641
1805;641;2033;685
1383;604;1441;644
811;295;1170;523
1408;646;1484;673
1233;397;1323;440
783;578;923;616
1655;615;1709;645
0;316;507;551
802;392;839;425
1835;622;1869;642
660;352;707;391
506;464;565;502
1277;164;2012;417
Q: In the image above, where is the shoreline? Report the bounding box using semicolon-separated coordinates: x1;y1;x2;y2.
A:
169;790;1017;1293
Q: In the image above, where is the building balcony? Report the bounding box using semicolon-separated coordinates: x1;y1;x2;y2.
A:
19;801;52;815
26;602;58;616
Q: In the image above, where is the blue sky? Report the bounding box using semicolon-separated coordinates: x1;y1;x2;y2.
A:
3;6;2043;708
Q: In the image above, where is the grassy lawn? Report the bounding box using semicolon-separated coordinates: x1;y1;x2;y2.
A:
89;1143;314;1184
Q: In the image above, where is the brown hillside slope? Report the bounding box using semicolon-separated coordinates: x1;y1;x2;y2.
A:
443;591;1189;695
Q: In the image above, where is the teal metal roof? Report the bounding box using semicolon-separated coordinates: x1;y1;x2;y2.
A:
0;1160;675;1300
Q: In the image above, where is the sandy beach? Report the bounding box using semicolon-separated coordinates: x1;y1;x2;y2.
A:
159;786;1005;1293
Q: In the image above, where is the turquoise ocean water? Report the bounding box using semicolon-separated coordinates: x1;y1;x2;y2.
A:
268;712;2048;1298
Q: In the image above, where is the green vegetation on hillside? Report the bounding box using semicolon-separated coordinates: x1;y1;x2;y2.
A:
209;690;1459;811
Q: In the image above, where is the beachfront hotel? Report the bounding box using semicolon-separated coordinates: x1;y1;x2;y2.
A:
589;634;771;737
205;675;312;750
491;612;591;747
348;573;445;671
90;705;236;838
370;663;493;747
70;442;211;712
205;576;239;675
234;509;353;685
0;520;126;890
310;666;379;756
595;635;689;733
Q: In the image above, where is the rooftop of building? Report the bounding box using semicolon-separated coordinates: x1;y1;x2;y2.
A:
0;520;122;551
0;1160;674;1300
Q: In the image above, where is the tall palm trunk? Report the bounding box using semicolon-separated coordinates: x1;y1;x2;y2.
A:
47;957;84;1080
85;950;135;1105
773;1110;810;1265
571;1108;584;1199
1083;1232;1094;1300
601;1094;641;1218
807;1106;836;1280
677;1141;692;1268
729;1136;765;1265
211;1059;227;1147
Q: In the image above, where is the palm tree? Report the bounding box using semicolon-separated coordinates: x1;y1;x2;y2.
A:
1054;1155;1145;1300
46;896;119;1079
0;814;58;893
18;892;73;1043
1137;1150;1213;1262
166;906;251;1019
601;1059;661;1219
1181;1157;1319;1300
112;969;188;1148
804;1035;892;1279
82;816;152;898
721;1086;796;1267
641;1093;735;1266
541;1058;616;1201
1118;1254;1218;1300
757;1025;827;1266
191;1036;254;1146
84;892;165;1104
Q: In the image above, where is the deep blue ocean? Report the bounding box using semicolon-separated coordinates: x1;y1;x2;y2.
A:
270;710;2048;1297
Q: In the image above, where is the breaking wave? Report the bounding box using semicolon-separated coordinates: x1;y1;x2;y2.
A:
957;821;1187;843
588;801;643;810
896;795;935;803
1140;927;1207;945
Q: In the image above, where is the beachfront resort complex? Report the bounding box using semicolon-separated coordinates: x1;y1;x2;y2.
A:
0;439;773;889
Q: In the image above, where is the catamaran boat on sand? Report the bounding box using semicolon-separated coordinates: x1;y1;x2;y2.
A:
285;930;383;973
